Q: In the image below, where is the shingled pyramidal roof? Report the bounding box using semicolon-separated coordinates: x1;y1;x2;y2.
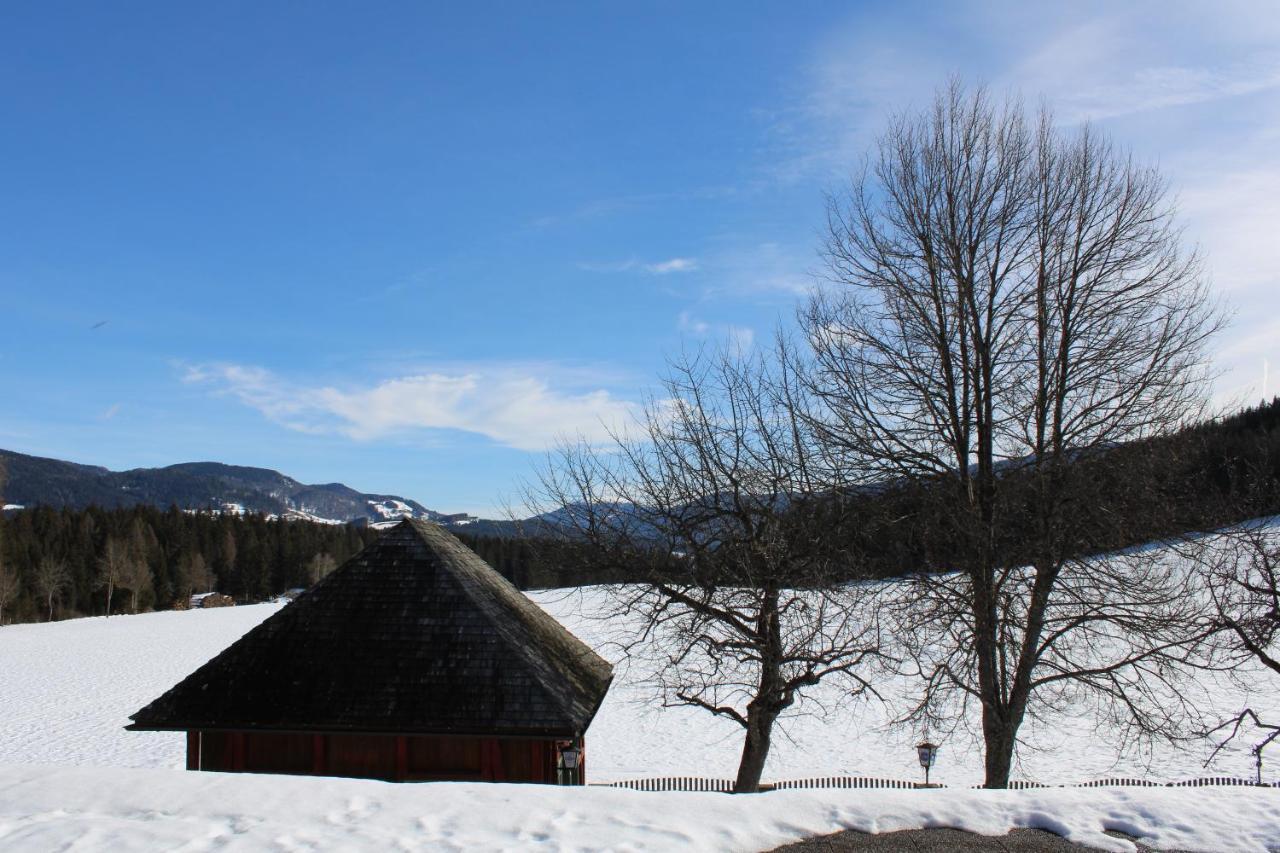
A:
129;519;613;738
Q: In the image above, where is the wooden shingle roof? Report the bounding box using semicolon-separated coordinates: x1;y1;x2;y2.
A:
128;519;613;738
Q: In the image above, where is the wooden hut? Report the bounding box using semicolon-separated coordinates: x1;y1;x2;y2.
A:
127;519;613;784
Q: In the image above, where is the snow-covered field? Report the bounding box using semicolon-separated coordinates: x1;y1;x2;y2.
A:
2;551;1279;849
3;590;1273;787
2;763;1277;852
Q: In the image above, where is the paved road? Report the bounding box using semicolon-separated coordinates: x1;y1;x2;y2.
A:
768;827;1189;852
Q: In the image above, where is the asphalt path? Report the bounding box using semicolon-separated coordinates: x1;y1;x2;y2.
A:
767;827;1193;852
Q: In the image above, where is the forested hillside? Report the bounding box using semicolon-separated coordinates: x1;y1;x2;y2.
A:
3;398;1279;626
0;506;378;623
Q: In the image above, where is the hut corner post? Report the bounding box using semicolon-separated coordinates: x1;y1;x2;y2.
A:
186;731;200;771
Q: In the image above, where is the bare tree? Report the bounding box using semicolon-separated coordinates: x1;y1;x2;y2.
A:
98;536;130;617
33;556;70;621
308;552;338;585
804;80;1223;787
120;549;153;614
181;551;213;597
1192;523;1280;781
532;341;885;793
1200;524;1280;677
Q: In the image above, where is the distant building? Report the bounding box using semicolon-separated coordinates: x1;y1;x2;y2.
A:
129;519;613;784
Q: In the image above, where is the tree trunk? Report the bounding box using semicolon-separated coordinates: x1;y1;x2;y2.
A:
105;581;113;617
982;706;1016;788
733;705;778;793
47;594;53;622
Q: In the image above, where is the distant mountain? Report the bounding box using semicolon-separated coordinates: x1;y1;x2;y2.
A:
0;449;473;527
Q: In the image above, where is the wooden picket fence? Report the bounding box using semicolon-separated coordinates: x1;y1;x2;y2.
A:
772;776;916;790
1075;777;1162;788
1167;776;1275;787
595;775;1279;793
600;776;736;792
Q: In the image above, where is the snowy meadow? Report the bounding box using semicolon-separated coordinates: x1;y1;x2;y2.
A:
2;536;1280;851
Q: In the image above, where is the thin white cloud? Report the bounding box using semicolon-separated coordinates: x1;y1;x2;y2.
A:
577;257;699;275
677;311;755;353
182;363;639;451
699;241;813;299
726;326;755;354
645;257;699;274
677;311;710;336
100;403;122;420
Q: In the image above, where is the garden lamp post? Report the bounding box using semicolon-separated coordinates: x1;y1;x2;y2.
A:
558;740;581;786
916;740;940;788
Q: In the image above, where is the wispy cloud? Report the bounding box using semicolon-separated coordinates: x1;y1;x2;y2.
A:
182;362;640;451
696;241;814;300
677;311;755;353
645;257;698;274
100;403;121;420
577;256;699;275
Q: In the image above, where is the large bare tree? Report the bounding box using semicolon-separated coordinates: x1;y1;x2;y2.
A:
532;342;885;793
804;80;1223;787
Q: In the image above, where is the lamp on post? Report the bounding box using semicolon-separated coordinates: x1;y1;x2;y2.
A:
915;740;940;788
557;740;581;786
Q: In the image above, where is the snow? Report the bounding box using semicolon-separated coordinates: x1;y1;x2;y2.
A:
2;526;1280;850
281;508;346;525
0;765;1277;852
1;589;1277;783
1;504;23;511
368;498;417;521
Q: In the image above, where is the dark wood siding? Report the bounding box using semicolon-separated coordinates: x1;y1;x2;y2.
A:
326;734;396;779
187;730;567;783
244;732;313;774
407;735;483;780
198;731;235;770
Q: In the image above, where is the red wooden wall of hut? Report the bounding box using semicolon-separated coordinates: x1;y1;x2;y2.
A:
186;731;583;784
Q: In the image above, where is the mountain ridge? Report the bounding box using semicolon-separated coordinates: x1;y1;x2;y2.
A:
0;448;469;526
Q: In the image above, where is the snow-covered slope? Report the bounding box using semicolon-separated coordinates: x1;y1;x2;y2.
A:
0;590;1275;786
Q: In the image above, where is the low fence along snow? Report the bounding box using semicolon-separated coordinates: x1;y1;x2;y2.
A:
595;775;1279;792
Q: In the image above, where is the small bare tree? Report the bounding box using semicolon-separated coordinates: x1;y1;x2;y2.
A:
98;537;130;617
33;556;70;621
181;551;213;597
308;552;338;585
532;341;885;793
120;550;153;614
805;80;1223;786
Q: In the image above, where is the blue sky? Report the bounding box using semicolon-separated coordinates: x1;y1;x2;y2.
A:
3;2;1278;516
